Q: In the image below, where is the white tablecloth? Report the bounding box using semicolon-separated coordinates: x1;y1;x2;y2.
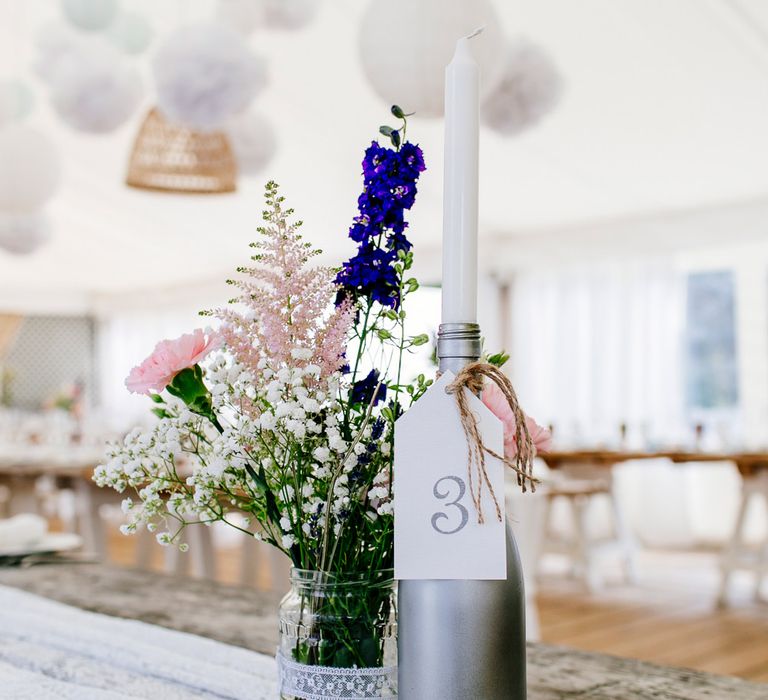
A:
0;584;277;699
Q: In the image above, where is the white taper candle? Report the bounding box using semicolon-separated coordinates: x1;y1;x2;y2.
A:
441;33;480;324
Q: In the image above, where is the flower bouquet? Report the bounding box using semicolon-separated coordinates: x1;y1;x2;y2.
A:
95;109;429;698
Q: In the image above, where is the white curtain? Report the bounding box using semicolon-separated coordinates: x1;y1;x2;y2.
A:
511;260;686;447
508;261;749;547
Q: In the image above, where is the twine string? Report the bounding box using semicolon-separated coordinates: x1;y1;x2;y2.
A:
445;362;538;524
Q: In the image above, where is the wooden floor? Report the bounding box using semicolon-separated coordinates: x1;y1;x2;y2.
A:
102;526;768;683
537;551;768;682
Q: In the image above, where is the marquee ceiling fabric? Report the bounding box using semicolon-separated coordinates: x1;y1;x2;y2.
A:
1;0;768;311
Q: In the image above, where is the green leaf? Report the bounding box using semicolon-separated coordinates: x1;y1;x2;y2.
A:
166;366;207;404
487;350;511;368
379;125;394;137
149;393;164;404
151;407;171;419
391;104;405;119
165;365;223;432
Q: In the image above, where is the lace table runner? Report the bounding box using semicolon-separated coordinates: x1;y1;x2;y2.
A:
0;584;278;699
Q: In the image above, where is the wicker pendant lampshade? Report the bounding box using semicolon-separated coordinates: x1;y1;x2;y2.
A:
126;108;237;194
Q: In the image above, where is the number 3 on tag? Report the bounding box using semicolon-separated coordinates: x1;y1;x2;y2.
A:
394;371;507;580
431;475;468;535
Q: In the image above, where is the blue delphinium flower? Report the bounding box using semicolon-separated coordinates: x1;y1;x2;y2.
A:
336;134;426;308
350;369;387;406
371;417;386;440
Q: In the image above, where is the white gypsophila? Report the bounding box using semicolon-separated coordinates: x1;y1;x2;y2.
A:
312;446;331;462
94;336;393;560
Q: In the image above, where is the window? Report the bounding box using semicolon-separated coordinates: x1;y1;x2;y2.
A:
685;271;738;410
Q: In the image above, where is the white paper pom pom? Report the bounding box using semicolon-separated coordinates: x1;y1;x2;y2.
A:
225;111;276;175
216;0;266;36
262;0;319;30
0;126;61;213
153;22;267;131
0;212;51;255
51;59;142;133
482;38;564;137
0;81;35;126
36;26;142;133
216;0;319;34
61;0;119;32
35;22;80;84
107;11;153;55
359;0;505;118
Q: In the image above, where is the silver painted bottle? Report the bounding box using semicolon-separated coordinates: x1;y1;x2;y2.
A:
397;322;527;699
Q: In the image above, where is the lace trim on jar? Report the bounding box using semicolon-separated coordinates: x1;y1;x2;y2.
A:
276;650;397;700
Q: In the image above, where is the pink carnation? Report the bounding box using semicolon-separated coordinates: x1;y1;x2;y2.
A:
125;329;221;395
481;382;551;457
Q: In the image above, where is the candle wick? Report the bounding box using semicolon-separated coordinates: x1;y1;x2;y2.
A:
465;26;484;40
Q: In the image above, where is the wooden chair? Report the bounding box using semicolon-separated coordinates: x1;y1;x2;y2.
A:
539;461;636;592
162;525;217;579
717;470;768;606
239;532;291;593
0;483;9;518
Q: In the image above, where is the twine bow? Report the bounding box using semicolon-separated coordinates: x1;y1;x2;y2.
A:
445;362;538;524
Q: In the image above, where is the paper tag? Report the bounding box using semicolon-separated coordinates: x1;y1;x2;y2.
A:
394;371;506;580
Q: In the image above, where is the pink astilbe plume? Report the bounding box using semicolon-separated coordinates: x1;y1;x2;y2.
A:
212;181;353;382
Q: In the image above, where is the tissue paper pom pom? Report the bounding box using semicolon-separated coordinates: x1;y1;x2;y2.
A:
482;38;563;137
0;81;35;126
107;11;153;55
36;26;143;133
51;59;142;133
35;22;81;84
216;0;319;34
359;0;505;118
61;0;119;32
263;0;319;30
153;22;267;131
226;111;276;175
0;126;61;213
0;212;51;255
216;0;266;35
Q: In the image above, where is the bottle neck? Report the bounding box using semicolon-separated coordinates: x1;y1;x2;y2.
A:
437;322;482;374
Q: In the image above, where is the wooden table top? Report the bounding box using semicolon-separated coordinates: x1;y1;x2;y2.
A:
3;444;768;480
0;444;103;480
0;564;765;699
539;449;768;476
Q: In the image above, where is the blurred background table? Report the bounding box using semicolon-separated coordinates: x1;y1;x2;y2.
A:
536;450;768;604
539;449;768;476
